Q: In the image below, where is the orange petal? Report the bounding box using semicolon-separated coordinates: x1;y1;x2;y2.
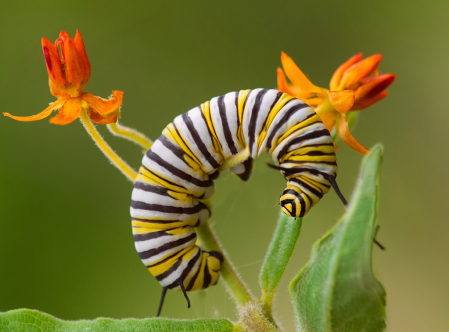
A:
281;52;319;93
352;91;389;110
328;90;355;114
355;74;396;102
87;107;118;124
3;98;68;122
81;91;123;115
319;111;336;133
63;36;85;88
337;115;370;155
339;54;382;91
329;53;363;91
49;97;81;125
49;79;71;99
42;37;66;88
277;67;297;96
74;30;91;89
334;143;339;153
277;67;321;106
58;31;70;44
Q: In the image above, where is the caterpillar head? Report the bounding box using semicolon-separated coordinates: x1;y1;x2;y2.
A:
279;185;309;219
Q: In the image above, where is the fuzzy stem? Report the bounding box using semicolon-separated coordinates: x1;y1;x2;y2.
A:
79;108;137;182
196;222;254;306
261;299;277;328
107;121;153;151
239;302;280;332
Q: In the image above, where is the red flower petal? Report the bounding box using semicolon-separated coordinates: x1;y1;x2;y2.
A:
352;91;389;110
41;37;66;88
355;74;396;102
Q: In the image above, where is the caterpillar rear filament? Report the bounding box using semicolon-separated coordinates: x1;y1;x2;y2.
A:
130;89;346;316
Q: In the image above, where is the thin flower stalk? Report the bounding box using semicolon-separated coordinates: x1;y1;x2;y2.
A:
2;30;138;181
107;120;153;151
79;108;137;182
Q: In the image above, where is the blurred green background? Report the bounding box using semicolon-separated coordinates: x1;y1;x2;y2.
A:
1;0;448;331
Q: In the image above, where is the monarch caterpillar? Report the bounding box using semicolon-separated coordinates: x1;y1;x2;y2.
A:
130;88;347;316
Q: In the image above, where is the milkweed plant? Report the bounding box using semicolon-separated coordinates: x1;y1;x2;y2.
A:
1;30;395;332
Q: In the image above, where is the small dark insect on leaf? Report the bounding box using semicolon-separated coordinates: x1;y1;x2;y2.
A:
373;225;386;250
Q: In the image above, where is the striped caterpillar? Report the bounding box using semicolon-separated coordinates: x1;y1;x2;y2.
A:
130;88;347;316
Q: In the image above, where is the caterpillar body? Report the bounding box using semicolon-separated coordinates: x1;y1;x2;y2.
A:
130;88;342;316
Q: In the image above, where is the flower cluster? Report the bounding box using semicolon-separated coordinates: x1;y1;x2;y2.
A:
3;29;396;156
277;52;396;154
3;30;123;125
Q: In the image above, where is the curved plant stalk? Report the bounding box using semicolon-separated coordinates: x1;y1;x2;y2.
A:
195;221;254;306
79;108;138;182
196;222;281;331
81;106;254;307
107;119;153;151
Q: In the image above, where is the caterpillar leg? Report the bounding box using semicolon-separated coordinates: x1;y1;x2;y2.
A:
178;279;190;309
156;277;195;318
373;225;386;250
155;277;198;317
154;249;223;317
157;287;168;317
278;174;327;218
279;175;348;218
280;188;311;218
326;175;348;207
268;164;348;217
230;157;253;181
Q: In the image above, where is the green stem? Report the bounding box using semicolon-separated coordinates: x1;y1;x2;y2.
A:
197;222;282;330
196;222;254;306
261;292;274;316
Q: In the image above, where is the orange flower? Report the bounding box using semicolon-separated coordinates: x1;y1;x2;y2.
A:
3;30;123;125
278;52;396;155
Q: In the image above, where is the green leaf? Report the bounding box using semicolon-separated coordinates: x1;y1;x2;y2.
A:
260;212;302;302
0;309;236;332
290;144;386;332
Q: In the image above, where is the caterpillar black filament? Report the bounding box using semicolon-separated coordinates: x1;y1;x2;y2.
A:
130;89;346;316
